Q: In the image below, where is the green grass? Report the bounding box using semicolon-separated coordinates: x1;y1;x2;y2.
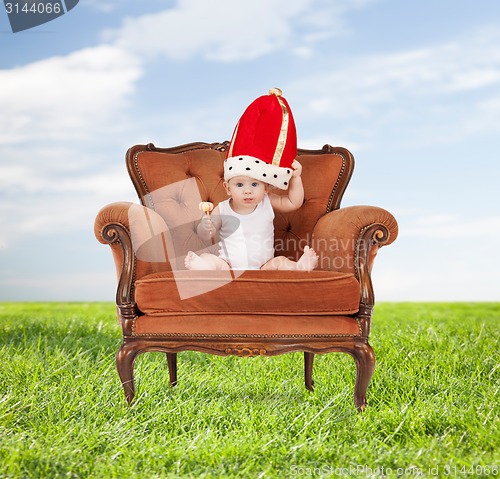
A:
0;302;499;478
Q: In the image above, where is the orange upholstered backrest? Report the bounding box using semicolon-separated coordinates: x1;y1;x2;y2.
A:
127;143;353;268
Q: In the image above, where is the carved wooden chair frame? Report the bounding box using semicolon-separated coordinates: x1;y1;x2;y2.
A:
97;142;396;411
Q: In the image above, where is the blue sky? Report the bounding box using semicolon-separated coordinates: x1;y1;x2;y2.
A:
1;0;499;301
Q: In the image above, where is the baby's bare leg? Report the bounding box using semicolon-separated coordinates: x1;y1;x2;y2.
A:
261;256;297;270
261;246;319;272
295;246;319;271
185;251;230;270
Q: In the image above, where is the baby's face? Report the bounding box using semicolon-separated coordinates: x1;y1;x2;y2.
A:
224;176;268;213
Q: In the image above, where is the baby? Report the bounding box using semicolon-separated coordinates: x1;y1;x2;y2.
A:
184;160;318;271
185;87;317;271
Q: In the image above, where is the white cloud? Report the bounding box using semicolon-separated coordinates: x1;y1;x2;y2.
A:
0;272;116;301
372;210;500;301
400;214;500;239
82;0;117;13
0;0;379;152
107;0;367;62
370;209;500;300
0;161;136;246
0;45;142;145
109;0;307;62
0;164;131;196
446;68;500;92
288;27;500;147
374;264;500;302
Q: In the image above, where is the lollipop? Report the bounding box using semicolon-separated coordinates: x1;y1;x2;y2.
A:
199;202;214;215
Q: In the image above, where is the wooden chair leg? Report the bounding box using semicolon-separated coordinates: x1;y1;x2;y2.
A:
304;352;315;391
166;353;177;386
116;342;139;404
351;342;375;412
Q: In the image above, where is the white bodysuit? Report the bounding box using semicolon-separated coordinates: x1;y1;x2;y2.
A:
217;194;275;269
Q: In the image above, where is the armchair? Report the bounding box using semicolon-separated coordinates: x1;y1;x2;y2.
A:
94;142;398;411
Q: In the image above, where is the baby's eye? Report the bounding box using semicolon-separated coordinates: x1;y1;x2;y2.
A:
252;182;258;187
236;183;244;187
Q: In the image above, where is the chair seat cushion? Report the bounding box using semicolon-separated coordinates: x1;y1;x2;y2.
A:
133;270;361;337
136;270;359;315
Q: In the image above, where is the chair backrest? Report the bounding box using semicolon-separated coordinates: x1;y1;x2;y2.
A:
126;142;354;269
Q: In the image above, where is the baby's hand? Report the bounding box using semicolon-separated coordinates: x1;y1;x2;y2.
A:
200;215;213;233
291;160;302;177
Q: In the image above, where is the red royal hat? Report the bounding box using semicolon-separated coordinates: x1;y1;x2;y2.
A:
224;88;297;190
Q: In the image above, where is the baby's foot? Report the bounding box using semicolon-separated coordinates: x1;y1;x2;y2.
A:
296;245;319;271
184;251;212;270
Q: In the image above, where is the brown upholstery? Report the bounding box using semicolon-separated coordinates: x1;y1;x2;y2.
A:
132;315;361;338
95;142;398;411
134;270;360;318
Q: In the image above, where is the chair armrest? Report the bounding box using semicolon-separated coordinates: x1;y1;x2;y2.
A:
312;205;398;306
95;201;131;244
94;202;170;331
